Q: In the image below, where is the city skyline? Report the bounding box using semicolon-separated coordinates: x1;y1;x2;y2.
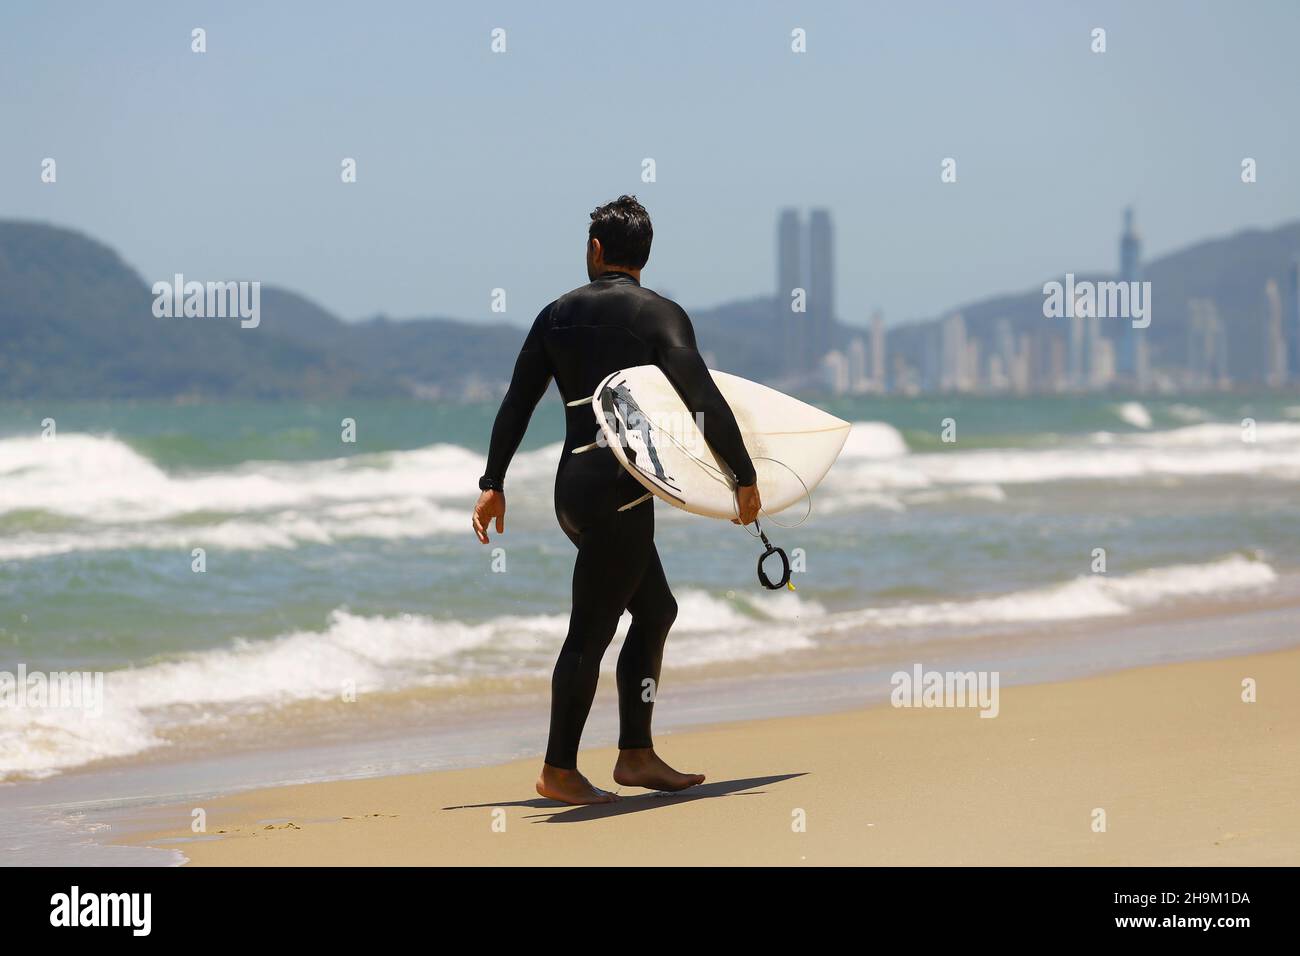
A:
816;207;1300;397
6;199;1299;402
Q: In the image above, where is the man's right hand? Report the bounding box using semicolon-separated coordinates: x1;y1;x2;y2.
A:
473;489;506;543
732;482;762;526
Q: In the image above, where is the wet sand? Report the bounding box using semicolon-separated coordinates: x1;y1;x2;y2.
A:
132;645;1300;865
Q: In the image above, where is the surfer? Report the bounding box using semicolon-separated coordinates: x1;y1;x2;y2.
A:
472;196;762;805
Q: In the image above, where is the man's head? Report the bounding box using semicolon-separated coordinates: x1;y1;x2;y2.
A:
587;195;653;280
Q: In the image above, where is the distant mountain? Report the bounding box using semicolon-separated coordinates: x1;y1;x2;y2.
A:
684;295;783;380
255;289;528;399
0;222;397;399
262;292;781;399
4;216;1297;399
262;287;782;397
0;219;779;400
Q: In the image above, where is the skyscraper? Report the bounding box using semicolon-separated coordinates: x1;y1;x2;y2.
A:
808;209;835;367
821;350;850;395
776;209;804;376
847;337;868;393
1068;311;1086;389
1115;207;1150;390
993;318;1016;392
869;310;886;391
940;313;967;392
1188;299;1227;388
775;208;836;378
1289;257;1300;381
1049;333;1068;392
1265;278;1288;387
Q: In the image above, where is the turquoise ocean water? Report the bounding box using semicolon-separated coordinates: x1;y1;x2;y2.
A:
2;392;1299;782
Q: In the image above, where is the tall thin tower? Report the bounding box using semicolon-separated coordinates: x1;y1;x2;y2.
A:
869;310;886;391
1265;279;1287;387
777;209;804;375
808;209;834;367
1289;257;1300;381
1116;207;1148;388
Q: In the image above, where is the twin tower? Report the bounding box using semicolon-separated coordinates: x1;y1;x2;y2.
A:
776;209;836;377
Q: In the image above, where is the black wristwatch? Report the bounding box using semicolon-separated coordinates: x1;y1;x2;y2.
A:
478;476;503;492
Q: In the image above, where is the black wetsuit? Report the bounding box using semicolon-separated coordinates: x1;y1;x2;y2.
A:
483;271;756;769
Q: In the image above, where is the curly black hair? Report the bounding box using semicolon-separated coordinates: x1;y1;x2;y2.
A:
588;195;653;269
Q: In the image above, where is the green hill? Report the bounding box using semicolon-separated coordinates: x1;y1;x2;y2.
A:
0;222;396;399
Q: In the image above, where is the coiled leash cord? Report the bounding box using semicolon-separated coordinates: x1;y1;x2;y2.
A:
753;517;793;590
740;457;809;591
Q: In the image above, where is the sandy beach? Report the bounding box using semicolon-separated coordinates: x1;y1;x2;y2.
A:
131;645;1300;866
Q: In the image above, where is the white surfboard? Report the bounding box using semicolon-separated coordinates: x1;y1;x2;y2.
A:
589;365;851;520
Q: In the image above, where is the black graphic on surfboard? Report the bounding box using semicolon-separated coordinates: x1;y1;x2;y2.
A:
600;379;681;493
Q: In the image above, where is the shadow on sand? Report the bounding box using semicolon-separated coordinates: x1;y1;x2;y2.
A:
442;773;807;823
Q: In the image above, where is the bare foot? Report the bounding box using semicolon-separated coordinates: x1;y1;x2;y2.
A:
535;764;620;805
612;748;705;792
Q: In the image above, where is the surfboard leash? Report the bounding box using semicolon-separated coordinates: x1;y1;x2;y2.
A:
753;517;794;591
747;456;813;529
737;457;812;590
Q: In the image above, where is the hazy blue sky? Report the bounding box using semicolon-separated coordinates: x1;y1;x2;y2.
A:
3;1;1298;329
